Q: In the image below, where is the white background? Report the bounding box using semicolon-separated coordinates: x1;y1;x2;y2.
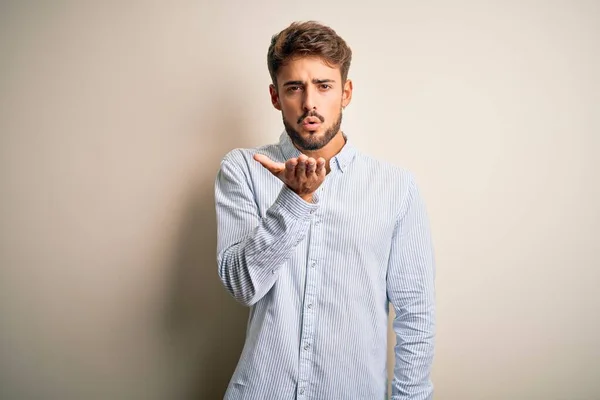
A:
1;1;598;399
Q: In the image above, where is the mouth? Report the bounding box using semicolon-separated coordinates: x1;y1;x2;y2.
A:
301;117;322;131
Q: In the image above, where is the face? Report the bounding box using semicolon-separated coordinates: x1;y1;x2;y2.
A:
270;56;352;151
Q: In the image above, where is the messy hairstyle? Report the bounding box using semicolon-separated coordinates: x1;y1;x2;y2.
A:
267;21;352;88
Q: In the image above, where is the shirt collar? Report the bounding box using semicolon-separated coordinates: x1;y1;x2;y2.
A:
278;131;357;173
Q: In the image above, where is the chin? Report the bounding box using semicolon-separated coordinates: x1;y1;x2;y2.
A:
283;116;340;151
301;129;323;136
300;124;326;134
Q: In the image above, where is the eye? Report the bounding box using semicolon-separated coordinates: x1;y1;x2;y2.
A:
320;84;332;90
287;86;302;93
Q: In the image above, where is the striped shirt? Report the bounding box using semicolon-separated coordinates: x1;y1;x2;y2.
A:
215;131;436;400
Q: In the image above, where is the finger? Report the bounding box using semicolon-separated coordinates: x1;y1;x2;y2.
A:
296;155;308;178
254;154;285;175
306;157;317;175
285;158;297;181
315;157;326;174
316;157;326;179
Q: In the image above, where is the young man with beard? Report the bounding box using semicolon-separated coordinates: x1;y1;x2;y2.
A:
215;21;436;400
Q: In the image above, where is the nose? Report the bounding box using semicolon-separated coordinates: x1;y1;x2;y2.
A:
302;86;317;112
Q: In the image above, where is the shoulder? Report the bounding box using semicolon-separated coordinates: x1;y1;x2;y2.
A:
352;150;423;219
220;141;281;172
354;151;416;188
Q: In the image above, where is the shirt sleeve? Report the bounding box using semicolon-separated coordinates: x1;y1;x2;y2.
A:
387;173;436;400
215;154;318;306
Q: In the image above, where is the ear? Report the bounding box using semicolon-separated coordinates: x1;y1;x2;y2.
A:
342;78;353;108
269;84;282;111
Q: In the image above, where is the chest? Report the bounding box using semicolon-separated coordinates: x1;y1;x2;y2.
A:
313;174;397;257
256;171;399;256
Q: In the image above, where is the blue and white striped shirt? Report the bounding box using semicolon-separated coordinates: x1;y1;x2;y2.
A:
215;132;436;400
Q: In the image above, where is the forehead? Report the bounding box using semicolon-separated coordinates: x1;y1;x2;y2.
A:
277;56;341;81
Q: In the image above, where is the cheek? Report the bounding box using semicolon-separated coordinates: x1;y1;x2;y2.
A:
281;106;298;123
325;94;342;112
325;101;342;119
278;98;290;111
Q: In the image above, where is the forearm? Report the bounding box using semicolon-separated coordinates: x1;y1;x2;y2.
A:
217;185;317;306
390;305;435;400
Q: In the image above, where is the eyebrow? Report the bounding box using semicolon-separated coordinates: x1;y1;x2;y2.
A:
282;78;336;86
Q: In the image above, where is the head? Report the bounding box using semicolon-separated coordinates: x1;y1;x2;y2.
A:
267;21;353;151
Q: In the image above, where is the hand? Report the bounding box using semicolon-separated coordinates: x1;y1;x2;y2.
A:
254;153;326;202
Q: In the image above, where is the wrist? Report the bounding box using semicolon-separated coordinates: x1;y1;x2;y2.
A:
300;193;313;203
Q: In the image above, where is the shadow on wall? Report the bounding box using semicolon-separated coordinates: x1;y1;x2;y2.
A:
163;94;258;399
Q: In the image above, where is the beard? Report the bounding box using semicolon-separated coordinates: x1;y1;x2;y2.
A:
283;108;343;151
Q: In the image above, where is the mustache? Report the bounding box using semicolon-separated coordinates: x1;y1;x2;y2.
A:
297;110;325;124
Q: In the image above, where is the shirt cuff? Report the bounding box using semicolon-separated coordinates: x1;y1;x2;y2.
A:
275;185;319;220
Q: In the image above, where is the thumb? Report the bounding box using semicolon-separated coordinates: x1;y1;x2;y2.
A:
254;153;285;175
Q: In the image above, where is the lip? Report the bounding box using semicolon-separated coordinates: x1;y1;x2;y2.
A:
301;116;322;131
302;116;322;124
301;121;321;131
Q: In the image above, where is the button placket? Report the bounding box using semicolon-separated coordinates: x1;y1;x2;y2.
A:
297;189;325;398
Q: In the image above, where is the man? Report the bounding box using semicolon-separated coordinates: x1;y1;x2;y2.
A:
215;21;435;400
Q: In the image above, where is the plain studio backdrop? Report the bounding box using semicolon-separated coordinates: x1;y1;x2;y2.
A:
1;1;598;399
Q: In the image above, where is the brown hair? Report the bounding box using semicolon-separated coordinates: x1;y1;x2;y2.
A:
267;21;352;88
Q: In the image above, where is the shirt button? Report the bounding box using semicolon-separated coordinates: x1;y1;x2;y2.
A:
304;344;310;350
310;209;316;214
299;388;305;395
307;303;313;309
311;261;316;268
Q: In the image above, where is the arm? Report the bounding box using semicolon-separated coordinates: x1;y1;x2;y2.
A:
387;174;436;400
215;153;318;306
